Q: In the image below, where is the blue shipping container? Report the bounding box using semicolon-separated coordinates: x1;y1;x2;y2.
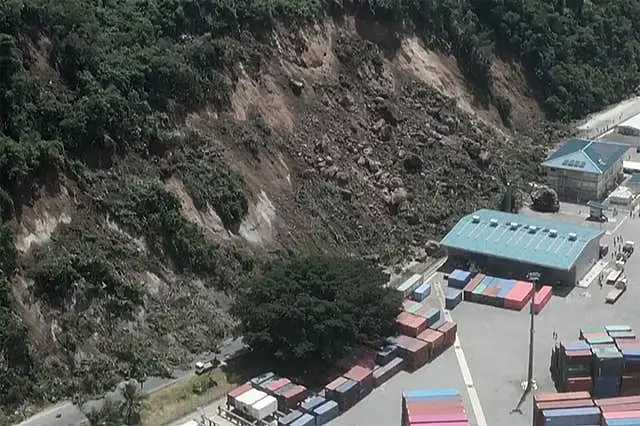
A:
445;288;463;310
300;395;326;413
564;342;591;351
403;388;460;400
313;401;340;425
413;283;432;302
430;317;446;331
279;410;304;426
605;325;632;332
290;413;316;426
336;379;359;395
605;419;640;426
250;372;275;386
448;269;471;289
542;407;601;426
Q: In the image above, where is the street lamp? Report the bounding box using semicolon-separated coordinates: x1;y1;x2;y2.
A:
511;271;541;414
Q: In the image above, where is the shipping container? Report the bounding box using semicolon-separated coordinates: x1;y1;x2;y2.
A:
541;406;601;425
373;357;404;387
236;388;269;414
289;413;315;426
249;395;277;420
413;282;432;302
533;285;553;314
343;365;374;391
278;410;303;426
227;382;252;408
396;311;428;337
444;287;463;310
265;378;291;394
397;274;424;297
463;274;485;300
448;269;472;289
393;335;429;371
504;281;533;310
300;395;326;413
313;400;340;425
277;384;308;411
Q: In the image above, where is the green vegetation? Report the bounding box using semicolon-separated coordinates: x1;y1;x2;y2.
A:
232;256;402;368
0;0;637;419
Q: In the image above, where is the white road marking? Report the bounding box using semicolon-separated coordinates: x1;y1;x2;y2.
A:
429;276;488;426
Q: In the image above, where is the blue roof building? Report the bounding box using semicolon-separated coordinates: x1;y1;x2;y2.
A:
441;209;604;284
542;138;629;202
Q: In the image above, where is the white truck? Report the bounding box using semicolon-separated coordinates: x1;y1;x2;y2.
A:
606;278;628;304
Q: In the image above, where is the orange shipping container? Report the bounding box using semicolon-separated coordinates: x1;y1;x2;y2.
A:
344;365;374;390
396;312;427;337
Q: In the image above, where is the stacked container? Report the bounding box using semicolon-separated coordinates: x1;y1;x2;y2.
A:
596;396;640;423
444;287;463;310
235;388;269;418
397;274;424;298
592;344;624;398
617;339;640;395
413;282;431;302
264;377;291;395
396;312;428;337
504;280;534;310
250;372;275;387
275;383;308;410
414;306;441;326
533;392;594;426
279;410;303;426
437;321;458;348
417;328;446;362
343;365;374;399
249;394;278;421
403;299;424;315
463;273;484;300
300;394;326;414
401;388;469;426
390;335;429;371
372;357;404;387
551;341;593;392
289;413;315;426
447;270;472;289
533;285;553;314
227;382;252;408
312;400;340;425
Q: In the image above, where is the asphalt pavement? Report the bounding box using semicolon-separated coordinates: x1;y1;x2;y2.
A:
14;337;246;426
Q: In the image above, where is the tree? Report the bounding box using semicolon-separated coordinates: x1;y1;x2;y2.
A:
231;256;402;368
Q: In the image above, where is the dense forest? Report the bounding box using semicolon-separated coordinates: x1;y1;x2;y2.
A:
1;0;640;419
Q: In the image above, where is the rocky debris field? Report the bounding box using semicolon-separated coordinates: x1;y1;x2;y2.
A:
206;32;562;265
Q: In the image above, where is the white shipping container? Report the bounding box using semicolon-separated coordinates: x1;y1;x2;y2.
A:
397;273;423;297
250;395;278;420
179;421;199;426
236;388;268;413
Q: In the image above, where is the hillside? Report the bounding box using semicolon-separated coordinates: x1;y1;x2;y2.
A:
1;0;639;421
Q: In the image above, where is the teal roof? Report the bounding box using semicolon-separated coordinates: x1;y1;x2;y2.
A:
542;138;628;174
440;209;604;271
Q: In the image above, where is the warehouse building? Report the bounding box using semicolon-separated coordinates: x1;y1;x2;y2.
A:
440;209;604;285
542;138;629;202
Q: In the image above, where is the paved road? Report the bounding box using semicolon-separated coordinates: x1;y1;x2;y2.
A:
14;337;247;426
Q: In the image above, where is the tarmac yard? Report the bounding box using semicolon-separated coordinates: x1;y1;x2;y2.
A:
328;201;640;426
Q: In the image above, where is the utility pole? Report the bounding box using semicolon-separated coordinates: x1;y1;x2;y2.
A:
511;271;540;414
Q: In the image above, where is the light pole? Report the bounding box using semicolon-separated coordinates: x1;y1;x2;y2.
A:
511;271;540;414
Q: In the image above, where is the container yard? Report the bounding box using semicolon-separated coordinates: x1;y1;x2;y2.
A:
551;325;640;397
533;391;640;425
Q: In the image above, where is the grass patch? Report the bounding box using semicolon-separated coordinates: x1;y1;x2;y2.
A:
141;370;233;426
141;354;265;426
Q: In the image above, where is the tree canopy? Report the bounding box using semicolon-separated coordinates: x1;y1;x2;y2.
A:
232;256;402;367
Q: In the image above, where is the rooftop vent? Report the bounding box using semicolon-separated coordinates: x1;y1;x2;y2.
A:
490;218;498;227
529;226;538;233
510;222;519;230
568;232;577;241
549;229;558;238
471;215;480;223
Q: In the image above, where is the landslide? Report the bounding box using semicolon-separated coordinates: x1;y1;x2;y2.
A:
1;0;639;420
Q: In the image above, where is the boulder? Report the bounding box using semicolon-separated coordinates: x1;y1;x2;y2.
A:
530;185;560;213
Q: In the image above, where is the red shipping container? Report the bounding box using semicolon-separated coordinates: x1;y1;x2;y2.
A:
266;378;291;394
343;365;374;390
535;391;591;403
416;329;445;361
594;395;640;406
463;274;485;300
603;410;640;419
227;382;252;407
325;376;348;392
405;402;465;416
407;413;467;423
566;377;592;393
396;312;427;337
437;321;457;347
600;403;640;412
504;281;533;310
533;285;552;314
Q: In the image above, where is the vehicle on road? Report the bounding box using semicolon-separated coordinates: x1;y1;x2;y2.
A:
606;278;627;304
195;360;216;375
